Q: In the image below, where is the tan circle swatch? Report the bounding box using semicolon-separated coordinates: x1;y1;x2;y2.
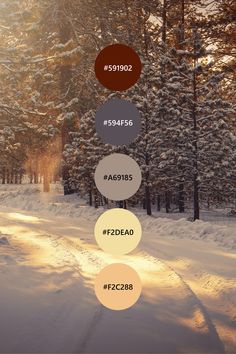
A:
94;153;142;201
94;208;142;255
95;263;142;310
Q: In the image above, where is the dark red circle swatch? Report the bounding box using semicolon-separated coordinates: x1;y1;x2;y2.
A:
95;44;142;91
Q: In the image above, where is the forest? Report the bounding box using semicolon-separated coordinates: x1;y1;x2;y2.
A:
0;0;235;220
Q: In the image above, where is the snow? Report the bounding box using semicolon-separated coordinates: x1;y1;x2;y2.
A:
1;184;235;251
140;216;236;251
0;184;235;353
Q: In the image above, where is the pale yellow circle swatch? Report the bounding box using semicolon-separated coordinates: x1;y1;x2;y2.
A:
94;208;142;255
95;263;142;310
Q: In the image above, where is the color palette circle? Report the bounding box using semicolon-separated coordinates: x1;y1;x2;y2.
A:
95;98;141;146
94;153;142;201
95;263;142;310
94;208;142;255
95;44;142;91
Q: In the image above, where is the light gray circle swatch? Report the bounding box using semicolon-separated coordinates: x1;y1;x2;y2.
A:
94;153;142;201
95;99;141;146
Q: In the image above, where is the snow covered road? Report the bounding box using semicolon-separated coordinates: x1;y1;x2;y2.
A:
0;205;227;354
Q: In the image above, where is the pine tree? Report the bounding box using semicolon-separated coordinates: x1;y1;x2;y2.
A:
63;110;111;206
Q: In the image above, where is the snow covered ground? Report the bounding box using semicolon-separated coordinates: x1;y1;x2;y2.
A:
0;184;235;353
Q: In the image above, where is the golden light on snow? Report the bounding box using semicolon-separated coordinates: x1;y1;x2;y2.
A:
0;211;181;304
178;308;207;334
0;204;235;352
6;212;46;223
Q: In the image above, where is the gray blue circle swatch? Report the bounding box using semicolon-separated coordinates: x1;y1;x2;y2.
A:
95;99;141;146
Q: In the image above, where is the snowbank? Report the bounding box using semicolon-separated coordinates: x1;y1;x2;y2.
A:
140;216;236;251
0;184;235;251
0;184;103;220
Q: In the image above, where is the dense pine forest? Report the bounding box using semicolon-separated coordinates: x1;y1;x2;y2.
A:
0;0;235;219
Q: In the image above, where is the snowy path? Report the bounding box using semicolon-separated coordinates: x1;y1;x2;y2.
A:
143;236;236;354
0;206;226;354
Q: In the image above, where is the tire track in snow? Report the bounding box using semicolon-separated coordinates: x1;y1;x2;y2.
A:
140;248;225;354
18;229;226;353
55;234;225;353
77;305;104;354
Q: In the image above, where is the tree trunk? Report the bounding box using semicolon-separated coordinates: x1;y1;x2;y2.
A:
165;191;170;213
145;185;152;216
118;201;123;208
157;193;161;211
192;29;200;220
43;170;50;193
89;189;93;206
94;190;99;209
30;170;33;184
43;157;50;192
34;158;39;184
193;174;199;220
58;1;75;196
177;0;186;215
10;170;14;184
6;171;10;184
207;195;210;210
2;168;5;184
178;183;185;213
162;0;167;43
143;198;146;210
97;1;110;45
143;21;152;217
124;0;133;44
